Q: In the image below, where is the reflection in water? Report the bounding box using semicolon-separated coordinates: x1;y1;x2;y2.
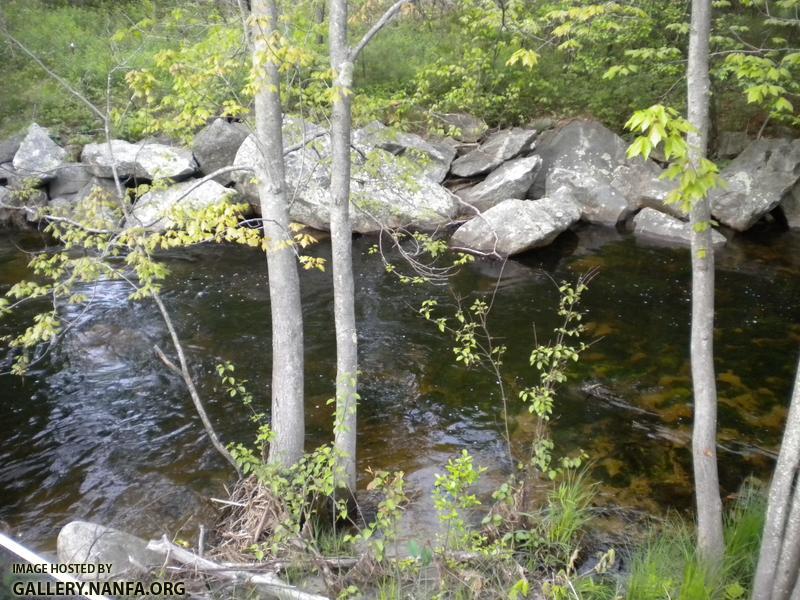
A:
0;225;799;550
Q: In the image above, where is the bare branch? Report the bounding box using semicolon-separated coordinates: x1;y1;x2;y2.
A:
351;0;414;61
147;536;329;600
0;27;106;122
152;293;242;476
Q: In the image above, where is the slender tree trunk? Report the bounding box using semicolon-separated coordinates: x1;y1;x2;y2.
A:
251;0;306;468
687;0;725;566
326;0;412;491
752;354;800;600
329;0;358;492
315;1;326;45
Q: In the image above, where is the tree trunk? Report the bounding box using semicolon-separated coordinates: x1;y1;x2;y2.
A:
251;0;306;468
687;0;725;566
752;353;800;600
329;0;358;492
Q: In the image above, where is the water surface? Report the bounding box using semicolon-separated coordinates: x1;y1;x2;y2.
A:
1;224;798;550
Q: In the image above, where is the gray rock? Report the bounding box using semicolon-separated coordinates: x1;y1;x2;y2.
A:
633;207;726;247
354;121;456;183
781;181;800;229
192;118;250;184
12;123;67;184
48;163;94;198
0;133;23;163
710;138;800;231
435;113;488;143
57;521;161;578
528;117;556;131
0;186;31;229
234;118;459;233
530;120;671;225
458;155;542;213
716;131;750;159
450;128;537;178
128;179;237;230
49;178;123;230
0;162;21;187
0;185;48;228
81;139;197;181
450;195;581;257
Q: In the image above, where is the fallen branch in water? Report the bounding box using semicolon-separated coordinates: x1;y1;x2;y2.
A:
147;536;330;600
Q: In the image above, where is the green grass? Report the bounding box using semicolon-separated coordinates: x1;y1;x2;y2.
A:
624;480;765;600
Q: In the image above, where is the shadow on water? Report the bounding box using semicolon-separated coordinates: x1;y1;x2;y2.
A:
0;224;799;550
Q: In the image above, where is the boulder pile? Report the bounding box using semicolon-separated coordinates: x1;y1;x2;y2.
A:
2;114;798;258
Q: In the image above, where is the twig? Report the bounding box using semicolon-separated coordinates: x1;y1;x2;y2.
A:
152;294;241;477
147;536;329;600
351;0;415;61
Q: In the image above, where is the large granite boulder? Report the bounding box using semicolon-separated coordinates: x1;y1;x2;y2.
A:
192;118;250;184
81;139;197;181
354;121;456;183
12;123;67;184
716;131;750;159
530;120;672;225
435;113;488;143
0;133;23;164
457;155;542;213
127;179;237;231
231;116;327;204
710;138;800;231
450;194;581;257
632;207;726;248
0;187;20;228
49;178;123;230
233;117;459;233
48;163;94;198
0;163;22;188
57;521;161;578
450;128;537;178
781;182;800;229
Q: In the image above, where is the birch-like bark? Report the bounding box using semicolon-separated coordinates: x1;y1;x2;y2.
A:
329;0;358;492
752;354;800;600
327;0;412;491
251;0;306;468
687;0;725;566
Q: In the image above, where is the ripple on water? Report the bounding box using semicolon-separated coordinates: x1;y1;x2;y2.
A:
0;229;799;550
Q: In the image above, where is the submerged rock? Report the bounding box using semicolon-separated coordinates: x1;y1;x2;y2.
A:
450;128;537;178
457;155;542;213
57;521;161;578
12;123;67;184
192;118;250;185
81;139;197;181
450;194;581;257
711;138;800;231
632;207;726;248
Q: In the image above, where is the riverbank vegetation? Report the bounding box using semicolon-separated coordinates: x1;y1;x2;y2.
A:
1;0;800;598
1;0;798;141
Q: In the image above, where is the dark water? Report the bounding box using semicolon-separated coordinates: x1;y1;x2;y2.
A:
1;224;799;551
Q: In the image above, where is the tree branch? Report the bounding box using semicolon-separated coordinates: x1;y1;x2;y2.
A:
350;0;414;61
0;27;106;122
147;536;329;600
152;293;242;477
